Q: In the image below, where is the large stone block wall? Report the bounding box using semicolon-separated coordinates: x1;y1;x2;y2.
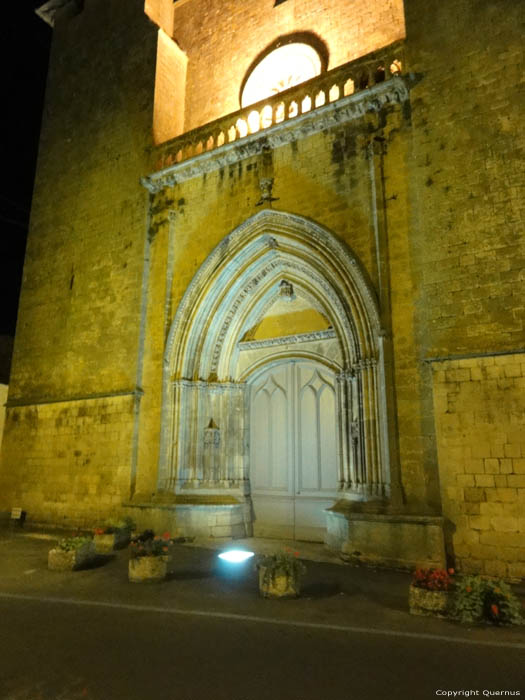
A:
432;354;525;579
0;395;136;526
9;0;157;401
404;0;525;359
0;0;156;523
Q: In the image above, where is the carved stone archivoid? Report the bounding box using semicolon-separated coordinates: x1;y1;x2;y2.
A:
158;210;392;510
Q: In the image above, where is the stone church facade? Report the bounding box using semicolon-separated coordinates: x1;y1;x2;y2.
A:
1;0;524;577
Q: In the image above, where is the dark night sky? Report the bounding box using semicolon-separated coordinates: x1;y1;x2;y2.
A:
1;2;51;336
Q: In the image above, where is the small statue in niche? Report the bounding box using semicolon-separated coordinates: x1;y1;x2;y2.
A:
256;177;279;206
204;418;220;447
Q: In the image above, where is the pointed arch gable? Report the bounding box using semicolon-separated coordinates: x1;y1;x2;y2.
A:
165;209;381;380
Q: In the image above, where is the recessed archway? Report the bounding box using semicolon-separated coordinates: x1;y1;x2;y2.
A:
158;210;392;537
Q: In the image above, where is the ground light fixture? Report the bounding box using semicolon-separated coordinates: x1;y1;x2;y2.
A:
218;550;255;563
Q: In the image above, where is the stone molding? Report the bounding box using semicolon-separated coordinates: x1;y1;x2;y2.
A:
141;78;409;193
238;329;336;350
6;388;143;408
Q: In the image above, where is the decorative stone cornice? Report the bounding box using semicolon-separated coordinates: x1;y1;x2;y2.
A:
238;329;336;351
141;77;409;193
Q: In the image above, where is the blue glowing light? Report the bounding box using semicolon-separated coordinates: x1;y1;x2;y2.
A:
218;550;255;563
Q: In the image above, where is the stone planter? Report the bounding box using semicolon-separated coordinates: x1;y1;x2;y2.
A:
94;530;131;554
258;567;301;599
128;556;168;583
409;584;452;617
48;541;96;571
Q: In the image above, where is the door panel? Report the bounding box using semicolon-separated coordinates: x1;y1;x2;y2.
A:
298;384;318;491
251;368;290;492
250;360;339;541
319;384;338;490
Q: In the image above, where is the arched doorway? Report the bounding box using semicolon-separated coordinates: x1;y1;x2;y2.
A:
249;359;339;541
159;209;392;541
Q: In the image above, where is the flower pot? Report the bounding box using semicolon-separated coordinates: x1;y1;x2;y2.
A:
48;541;95;571
258;567;300;599
94;530;131;554
128;556;168;583
409;584;452;617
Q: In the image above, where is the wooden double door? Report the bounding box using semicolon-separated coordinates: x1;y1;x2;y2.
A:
249;360;339;541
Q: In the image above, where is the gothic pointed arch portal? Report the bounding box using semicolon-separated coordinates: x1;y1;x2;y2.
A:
159;210;392;539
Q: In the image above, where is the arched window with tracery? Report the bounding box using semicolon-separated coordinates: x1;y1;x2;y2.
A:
240;42;324;108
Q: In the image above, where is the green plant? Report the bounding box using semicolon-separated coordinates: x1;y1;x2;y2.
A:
452;576;523;626
411;568;455;591
258;548;306;586
57;534;93;552
94;516;135;536
129;531;172;559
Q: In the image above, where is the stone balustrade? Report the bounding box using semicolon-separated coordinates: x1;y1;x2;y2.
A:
154;43;404;173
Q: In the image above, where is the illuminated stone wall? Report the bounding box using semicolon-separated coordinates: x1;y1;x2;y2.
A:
432;355;525;580
0;0;157;524
1;396;135;528
0;0;523;575
151;0;406;135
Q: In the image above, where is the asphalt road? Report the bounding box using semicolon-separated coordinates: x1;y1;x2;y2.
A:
1;595;524;700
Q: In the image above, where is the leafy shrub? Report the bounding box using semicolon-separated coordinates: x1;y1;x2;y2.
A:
57;535;93;552
94;516;135;536
129;531;172;559
452;576;523;626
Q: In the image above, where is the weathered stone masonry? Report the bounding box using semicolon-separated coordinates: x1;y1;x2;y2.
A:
0;0;523;577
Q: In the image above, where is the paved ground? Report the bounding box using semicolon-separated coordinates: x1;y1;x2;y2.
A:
0;528;524;699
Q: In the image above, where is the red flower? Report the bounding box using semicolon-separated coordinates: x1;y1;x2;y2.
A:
466;586;472;593
491;604;499;617
448;568;455;575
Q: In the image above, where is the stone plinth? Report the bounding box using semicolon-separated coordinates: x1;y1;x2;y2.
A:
123;499;247;539
325;505;446;570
